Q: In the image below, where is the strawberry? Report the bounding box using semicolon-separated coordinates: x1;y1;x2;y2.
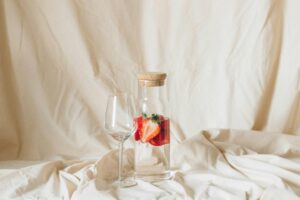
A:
140;119;161;143
149;119;170;146
158;115;165;122
134;116;143;141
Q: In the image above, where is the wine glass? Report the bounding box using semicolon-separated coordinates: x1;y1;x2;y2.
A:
105;93;137;187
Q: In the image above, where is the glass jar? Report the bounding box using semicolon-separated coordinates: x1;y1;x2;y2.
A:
134;72;171;181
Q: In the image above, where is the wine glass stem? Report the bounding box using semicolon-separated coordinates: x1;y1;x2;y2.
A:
118;137;124;184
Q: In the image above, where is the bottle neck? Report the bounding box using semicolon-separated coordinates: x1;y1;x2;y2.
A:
138;81;167;116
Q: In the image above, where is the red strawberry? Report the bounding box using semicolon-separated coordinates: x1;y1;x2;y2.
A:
134;116;143;141
159;115;165;121
149;119;170;146
140;119;160;143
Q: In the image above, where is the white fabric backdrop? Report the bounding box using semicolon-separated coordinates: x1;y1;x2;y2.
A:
1;0;300;160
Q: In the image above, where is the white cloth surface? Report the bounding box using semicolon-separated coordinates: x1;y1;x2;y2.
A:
0;129;299;200
1;1;300;199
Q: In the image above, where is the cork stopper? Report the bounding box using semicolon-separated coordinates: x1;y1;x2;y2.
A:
137;72;167;87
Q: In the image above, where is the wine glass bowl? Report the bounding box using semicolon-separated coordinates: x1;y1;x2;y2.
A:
105;94;136;141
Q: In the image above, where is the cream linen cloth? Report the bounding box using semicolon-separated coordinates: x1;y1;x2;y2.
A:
0;129;299;200
1;1;300;198
1;0;300;161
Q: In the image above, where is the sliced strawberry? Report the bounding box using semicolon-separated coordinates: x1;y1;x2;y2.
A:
134;116;143;141
149;119;170;146
134;130;140;141
140;119;160;143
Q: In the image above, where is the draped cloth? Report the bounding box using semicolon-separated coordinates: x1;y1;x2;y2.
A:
1;130;300;199
1;1;300;199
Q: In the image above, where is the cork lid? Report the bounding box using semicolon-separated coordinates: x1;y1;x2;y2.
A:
137;72;167;87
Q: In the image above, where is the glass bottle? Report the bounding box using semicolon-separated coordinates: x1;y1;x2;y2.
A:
134;72;171;181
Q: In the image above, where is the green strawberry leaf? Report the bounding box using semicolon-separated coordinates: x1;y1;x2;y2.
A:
151;113;161;124
142;112;148;119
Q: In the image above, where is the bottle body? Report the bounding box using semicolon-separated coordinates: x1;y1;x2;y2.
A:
134;75;171;181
